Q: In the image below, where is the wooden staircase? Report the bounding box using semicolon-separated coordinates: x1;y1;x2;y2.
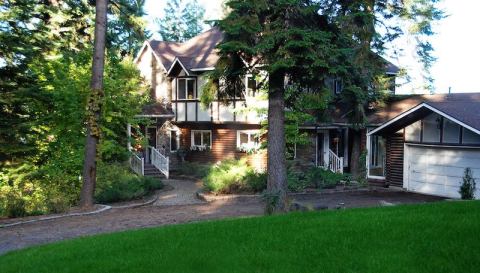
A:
143;163;165;180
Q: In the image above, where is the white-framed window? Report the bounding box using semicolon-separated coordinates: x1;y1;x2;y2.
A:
177;78;196;100
237;130;260;152
191;130;212;150
169;129;180;152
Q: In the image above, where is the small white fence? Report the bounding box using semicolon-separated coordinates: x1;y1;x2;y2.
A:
328;149;344;174
150;146;169;179
129;153;144;176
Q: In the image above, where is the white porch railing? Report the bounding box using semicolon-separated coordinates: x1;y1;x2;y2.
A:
328;149;344;173
150;146;169;179
129;153;144;176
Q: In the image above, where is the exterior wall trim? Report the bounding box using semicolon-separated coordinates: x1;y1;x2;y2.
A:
190;67;215;71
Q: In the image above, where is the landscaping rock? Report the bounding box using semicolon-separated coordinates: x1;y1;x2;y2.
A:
290;201;328;211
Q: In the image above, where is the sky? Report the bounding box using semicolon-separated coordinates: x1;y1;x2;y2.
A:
143;0;480;94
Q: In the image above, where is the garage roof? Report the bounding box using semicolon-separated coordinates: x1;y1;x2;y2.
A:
368;93;480;136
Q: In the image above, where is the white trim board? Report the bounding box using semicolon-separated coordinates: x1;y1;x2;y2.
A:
190;67;215;71
167;57;191;76
368;103;480;137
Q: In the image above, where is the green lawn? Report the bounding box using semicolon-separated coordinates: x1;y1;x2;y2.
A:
1;201;480;273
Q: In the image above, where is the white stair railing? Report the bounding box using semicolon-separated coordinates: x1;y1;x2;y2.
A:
129;153;144;176
150;146;169;179
328;149;344;173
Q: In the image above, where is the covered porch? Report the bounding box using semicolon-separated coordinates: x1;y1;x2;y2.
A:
295;126;351;173
127;103;176;179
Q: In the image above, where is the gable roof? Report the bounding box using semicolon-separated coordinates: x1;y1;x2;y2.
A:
142;27;399;76
138;103;175;117
148;28;223;73
367;93;480;135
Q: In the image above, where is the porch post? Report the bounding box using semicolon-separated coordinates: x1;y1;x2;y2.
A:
127;123;132;151
366;132;371;178
315;132;318;167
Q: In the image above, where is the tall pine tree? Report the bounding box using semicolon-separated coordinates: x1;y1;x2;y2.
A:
157;0;205;42
205;0;442;212
182;0;205;40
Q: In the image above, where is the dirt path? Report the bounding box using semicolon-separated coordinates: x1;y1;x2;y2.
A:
0;198;264;255
154;179;205;206
0;184;444;256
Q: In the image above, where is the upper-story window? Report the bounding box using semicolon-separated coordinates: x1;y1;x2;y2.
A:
177;78;196;100
325;78;343;95
333;79;343;94
405;112;480;145
246;75;257;97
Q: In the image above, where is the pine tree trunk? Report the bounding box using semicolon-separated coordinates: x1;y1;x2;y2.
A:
266;73;288;213
350;129;361;178
80;0;108;209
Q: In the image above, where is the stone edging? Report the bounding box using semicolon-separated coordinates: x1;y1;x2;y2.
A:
197;186;389;202
0;205;112;228
109;185;174;209
0;186;176;229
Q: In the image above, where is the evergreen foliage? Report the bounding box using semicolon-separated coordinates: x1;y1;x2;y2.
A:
157;0;205;42
459;168;476;200
203;0;442;211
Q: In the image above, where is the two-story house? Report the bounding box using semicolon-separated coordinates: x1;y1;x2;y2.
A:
129;28;268;178
130;27;480;200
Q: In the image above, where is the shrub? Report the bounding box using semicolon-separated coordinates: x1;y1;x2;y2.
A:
203;159;266;194
0;182;48;218
95;163;163;203
459;168;476;200
177;161;211;178
287;171;311;192
306;168;344;189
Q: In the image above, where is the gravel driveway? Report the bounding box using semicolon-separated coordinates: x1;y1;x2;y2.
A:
0;180;445;255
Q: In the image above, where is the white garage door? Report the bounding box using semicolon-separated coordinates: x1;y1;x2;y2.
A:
405;145;480;199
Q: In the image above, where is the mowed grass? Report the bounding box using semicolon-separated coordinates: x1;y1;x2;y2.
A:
1;201;480;273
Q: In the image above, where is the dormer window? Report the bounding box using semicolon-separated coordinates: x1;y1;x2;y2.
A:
334;79;343;94
246;75;257;97
177;78;196;100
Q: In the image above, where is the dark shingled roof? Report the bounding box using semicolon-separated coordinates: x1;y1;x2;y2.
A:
140;103;174;116
149;27;399;76
367;93;480;131
149;27;223;72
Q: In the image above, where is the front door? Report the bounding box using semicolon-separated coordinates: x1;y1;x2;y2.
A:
145;127;157;163
317;133;324;167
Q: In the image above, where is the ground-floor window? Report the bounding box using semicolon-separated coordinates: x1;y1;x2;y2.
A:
237;130;260;152
191;130;212;150
369;135;386;177
169;130;179;152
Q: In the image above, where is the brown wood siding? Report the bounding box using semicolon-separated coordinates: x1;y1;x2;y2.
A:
386;132;404;187
294;132;317;169
177;123;267;171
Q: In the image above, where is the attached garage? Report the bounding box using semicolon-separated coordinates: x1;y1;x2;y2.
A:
404;145;480;198
367;95;480;199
